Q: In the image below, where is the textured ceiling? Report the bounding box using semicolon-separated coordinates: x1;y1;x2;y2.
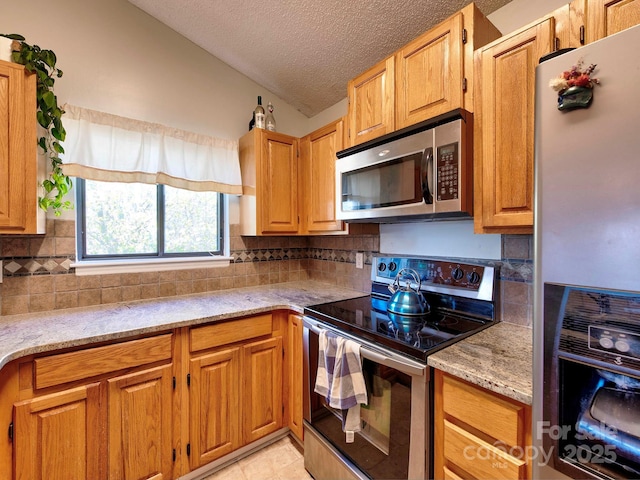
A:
128;0;514;117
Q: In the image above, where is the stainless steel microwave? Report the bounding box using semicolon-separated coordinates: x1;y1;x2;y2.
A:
336;109;473;222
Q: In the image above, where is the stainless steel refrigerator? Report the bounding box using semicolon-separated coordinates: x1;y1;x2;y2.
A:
534;24;640;480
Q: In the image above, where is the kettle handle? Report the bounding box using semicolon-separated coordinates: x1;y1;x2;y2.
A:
391;268;422;293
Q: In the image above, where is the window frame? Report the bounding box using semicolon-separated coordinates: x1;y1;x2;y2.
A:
73;178;230;274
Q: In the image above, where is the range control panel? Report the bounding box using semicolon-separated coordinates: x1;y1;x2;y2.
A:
373;256;487;292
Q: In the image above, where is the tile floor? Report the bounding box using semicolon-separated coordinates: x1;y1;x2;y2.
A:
202;436;313;480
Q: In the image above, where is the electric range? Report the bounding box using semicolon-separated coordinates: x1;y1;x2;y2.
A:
304;255;498;363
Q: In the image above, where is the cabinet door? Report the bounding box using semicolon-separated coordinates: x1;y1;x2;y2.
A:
259;131;299;234
347;56;395;147
13;383;104;480
189;347;241;469
553;0;587;49
108;364;174;480
0;61;39;234
395;13;463;129
300;119;345;234
474;18;554;233
587;0;640;42
287;314;304;441
242;336;283;443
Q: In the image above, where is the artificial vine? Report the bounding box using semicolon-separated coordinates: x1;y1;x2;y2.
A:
1;33;72;216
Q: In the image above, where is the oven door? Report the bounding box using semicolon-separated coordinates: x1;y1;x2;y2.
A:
302;316;431;480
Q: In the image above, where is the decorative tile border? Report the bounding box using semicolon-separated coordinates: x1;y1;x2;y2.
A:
2;257;75;276
307;248;375;265
231;247;308;263
1;246;379;278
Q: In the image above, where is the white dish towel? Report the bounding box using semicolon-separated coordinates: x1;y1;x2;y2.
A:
314;329;368;441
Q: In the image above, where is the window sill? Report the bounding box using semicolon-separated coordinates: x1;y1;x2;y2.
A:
71;256;233;276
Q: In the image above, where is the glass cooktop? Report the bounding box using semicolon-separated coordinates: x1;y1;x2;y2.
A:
304;294;493;363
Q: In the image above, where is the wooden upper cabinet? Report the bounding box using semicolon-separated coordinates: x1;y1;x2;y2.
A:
347;56;394;147
239;129;299;235
300;118;345;234
396;13;464;129
474;17;555;234
552;0;587;49
0;60;43;234
587;0;640;42
395;4;501;130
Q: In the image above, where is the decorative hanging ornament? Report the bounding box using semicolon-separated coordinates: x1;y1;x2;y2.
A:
549;59;600;111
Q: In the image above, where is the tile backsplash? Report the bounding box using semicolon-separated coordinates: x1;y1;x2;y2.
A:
0;221;532;327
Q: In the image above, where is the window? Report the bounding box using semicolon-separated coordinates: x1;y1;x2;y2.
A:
76;179;224;260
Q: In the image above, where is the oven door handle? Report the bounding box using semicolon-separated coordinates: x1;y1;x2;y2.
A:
304;318;426;377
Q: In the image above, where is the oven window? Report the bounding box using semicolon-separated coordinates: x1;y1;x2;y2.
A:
341;152;423;211
310;358;412;479
556;359;640;479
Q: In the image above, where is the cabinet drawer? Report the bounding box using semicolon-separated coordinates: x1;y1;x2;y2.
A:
190;314;273;352
443;466;465;480
444;419;526;480
35;334;173;389
442;374;527;447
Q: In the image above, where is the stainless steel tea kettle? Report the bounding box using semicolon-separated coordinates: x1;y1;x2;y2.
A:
386;268;430;316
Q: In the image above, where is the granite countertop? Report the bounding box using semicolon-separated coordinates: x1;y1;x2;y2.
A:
0;281;533;406
428;322;533;405
0;281;368;369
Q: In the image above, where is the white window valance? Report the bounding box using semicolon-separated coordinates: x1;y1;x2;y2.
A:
60;104;242;194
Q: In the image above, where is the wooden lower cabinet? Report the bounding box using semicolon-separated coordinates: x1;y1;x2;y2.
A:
13;383;105;480
242;336;283;443
108;364;175;479
185;313;286;475
6;314;293;479
287;314;304;441
11;334;176;480
434;370;531;480
188;346;242;469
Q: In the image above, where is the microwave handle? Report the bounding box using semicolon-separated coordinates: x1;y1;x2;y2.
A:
421;147;434;205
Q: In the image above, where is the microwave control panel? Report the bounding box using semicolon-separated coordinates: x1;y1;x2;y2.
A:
436;142;459;201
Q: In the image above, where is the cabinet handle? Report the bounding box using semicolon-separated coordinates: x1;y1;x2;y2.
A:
580;25;585;45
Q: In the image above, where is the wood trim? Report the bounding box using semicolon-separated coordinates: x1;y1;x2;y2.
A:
189;314;273;352
34;333;173;389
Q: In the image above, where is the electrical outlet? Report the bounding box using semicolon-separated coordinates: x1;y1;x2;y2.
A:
356;252;364;269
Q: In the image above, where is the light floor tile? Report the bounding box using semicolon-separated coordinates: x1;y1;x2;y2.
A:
201;436;312;480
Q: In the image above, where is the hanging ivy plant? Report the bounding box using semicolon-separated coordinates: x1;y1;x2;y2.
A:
1;33;72;216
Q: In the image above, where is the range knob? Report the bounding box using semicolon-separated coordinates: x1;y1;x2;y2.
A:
467;271;481;284
378;263;387;272
451;267;464;281
388;262;397;272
